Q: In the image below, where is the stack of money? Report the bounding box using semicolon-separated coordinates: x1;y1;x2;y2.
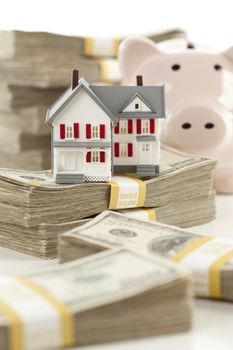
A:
59;211;233;302
0;28;186;170
0;146;216;258
0;249;192;349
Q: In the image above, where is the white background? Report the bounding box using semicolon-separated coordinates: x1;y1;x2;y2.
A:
0;1;233;349
0;0;232;50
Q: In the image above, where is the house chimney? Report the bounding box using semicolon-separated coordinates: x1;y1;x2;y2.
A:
136;75;143;86
72;69;79;90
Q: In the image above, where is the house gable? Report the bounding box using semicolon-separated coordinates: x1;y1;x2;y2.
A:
52;88;113;143
119;93;153;113
46;79;116;126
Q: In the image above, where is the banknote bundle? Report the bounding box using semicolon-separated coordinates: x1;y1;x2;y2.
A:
0;28;185;170
0;147;216;258
0;249;192;349
59;211;233;302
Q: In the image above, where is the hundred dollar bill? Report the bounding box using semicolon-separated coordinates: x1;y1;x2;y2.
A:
0;249;191;349
59;211;233;302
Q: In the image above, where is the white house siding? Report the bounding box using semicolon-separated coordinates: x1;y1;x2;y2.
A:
53;147;111;180
113;118;160;166
52;89;112;180
52;89;111;143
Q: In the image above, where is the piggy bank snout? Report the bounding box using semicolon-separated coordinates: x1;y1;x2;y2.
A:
162;104;232;153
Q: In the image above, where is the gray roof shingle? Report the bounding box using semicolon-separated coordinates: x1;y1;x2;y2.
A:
90;85;165;118
46;77;165;126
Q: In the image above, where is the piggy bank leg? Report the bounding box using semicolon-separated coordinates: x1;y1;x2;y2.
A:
214;164;233;193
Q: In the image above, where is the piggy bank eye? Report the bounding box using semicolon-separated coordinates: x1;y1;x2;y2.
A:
214;64;222;71
205;123;215;129
182;123;191;129
172;64;181;71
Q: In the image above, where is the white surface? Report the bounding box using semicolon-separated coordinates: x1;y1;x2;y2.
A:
0;0;232;50
0;195;232;350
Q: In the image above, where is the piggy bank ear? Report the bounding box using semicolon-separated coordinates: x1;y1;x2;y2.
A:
223;46;233;60
119;36;162;81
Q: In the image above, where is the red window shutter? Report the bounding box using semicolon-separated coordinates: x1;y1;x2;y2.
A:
114;122;119;134
128;119;133;134
114;143;119;157
86;124;91;139
150;119;155;133
136;119;141;134
73;123;79;138
60;124;65;139
128;143;133;157
100;151;105;163
86;151;91;162
100;124;105;139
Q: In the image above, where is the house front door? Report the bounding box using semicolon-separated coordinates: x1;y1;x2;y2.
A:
139;143;152;164
58;150;84;173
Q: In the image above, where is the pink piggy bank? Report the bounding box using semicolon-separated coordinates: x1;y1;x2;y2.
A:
119;37;233;193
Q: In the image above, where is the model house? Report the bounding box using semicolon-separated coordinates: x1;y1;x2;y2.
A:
46;70;165;183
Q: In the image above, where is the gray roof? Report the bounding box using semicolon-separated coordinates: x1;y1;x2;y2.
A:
46;77;116;126
46;77;165;126
90;85;166;118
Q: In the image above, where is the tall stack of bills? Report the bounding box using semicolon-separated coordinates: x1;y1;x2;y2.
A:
0;28;186;170
0;146;217;258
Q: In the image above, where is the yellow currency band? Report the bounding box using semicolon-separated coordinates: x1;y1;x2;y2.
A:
172;236;214;262
99;59;110;83
112;38;120;57
16;277;75;347
108;179;120;209
84;37;120;57
0;301;22;350
84;37;93;56
145;208;157;221
132;178;146;207
108;177;146;209
172;236;233;298
209;249;233;298
0;277;75;350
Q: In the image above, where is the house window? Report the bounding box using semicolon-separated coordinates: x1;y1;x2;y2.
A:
120;120;127;134
135;98;141;110
92;150;100;162
142;120;150;134
92;125;99;138
142;143;150;152
66;125;73;138
91;126;99;138
120;143;127;157
86;150;106;163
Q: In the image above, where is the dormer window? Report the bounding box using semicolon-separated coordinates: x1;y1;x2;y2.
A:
134;98;141;111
